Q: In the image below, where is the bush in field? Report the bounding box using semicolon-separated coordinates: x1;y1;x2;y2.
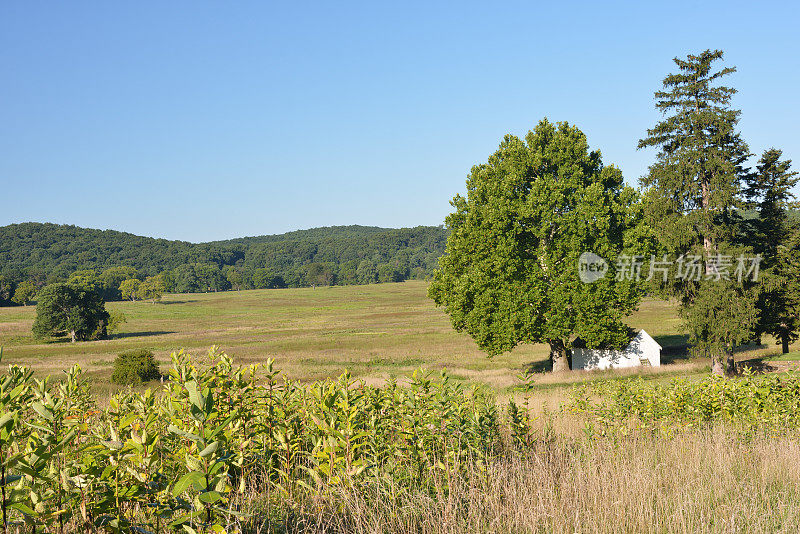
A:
111;348;160;384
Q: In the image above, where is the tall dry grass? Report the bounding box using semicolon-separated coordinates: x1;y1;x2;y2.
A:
235;429;800;534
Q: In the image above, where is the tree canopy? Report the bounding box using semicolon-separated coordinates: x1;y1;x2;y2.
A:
429;119;643;371
0;223;447;304
638;49;756;375
32;283;110;342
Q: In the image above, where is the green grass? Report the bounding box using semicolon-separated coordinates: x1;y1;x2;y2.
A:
763;350;800;362
0;281;793;393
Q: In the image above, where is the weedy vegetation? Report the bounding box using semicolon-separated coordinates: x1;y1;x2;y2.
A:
1;348;800;533
0;348;503;533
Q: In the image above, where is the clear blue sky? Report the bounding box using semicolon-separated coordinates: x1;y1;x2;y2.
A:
1;1;798;242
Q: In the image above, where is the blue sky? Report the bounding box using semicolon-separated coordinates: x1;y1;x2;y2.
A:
1;1;798;242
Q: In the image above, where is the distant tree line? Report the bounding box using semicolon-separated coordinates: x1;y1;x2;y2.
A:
0;224;447;306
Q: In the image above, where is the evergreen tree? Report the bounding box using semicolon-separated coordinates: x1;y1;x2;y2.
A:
744;149;799;263
768;227;800;353
638;49;754;375
745;149;800;353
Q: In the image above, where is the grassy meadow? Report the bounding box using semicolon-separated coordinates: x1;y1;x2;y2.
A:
0;280;793;395
2;281;800;533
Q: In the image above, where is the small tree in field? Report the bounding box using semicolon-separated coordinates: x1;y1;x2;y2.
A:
11;280;36;305
119;278;140;301
32;283;110;342
225;266;244;291
137;275;165;303
100;265;139;300
429;119;643;371
306;262;336;287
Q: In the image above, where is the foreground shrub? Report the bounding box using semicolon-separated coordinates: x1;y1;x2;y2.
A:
0;348;503;533
3;349;800;532
111;348;161;384
566;368;800;434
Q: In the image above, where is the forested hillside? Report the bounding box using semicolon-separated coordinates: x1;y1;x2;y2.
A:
0;222;447;304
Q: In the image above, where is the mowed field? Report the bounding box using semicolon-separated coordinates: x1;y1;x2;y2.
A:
0;280;791;393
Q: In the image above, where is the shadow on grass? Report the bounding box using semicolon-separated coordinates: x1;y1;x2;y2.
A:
733;341;767;354
737;357;779;374
43;338;72;344
737;349;800;374
158;300;197;305
108;331;175;340
40;331;175;344
523;359;552;374
654;334;692;365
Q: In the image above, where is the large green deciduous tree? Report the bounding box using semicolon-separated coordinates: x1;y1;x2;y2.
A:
429;119;642;372
638;49;755;375
32;283;110;342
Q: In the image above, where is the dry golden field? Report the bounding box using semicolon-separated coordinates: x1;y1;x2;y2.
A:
0;280;791;395
2;281;800;533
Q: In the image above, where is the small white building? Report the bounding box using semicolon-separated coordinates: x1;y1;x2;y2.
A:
571;330;662;371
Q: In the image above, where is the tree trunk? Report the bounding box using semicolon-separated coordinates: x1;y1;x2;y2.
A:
725;347;736;377
70;330;76;343
549;339;571;372
700;175;716;276
782;333;790;354
711;353;724;376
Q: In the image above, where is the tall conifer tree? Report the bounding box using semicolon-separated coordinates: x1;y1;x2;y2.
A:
639;50;755;375
745;149;800;353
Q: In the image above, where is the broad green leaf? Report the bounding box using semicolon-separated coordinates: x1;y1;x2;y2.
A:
31;402;53;421
198;490;222;504
172;471;205;497
198;441;219;458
